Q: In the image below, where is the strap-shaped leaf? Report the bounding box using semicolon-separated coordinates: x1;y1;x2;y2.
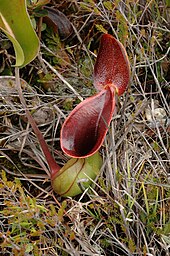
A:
61;87;115;158
94;34;130;95
0;0;39;67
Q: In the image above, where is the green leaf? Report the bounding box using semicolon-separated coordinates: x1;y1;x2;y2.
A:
33;0;51;8
0;0;39;67
95;24;108;34
103;1;113;10
25;243;34;253
166;0;170;7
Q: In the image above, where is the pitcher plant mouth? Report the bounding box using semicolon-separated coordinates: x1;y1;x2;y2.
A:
61;87;115;158
60;34;130;159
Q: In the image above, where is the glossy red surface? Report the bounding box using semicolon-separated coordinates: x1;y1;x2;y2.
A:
61;87;115;158
94;34;130;95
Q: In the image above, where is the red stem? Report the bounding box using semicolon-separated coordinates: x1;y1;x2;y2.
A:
15;68;61;179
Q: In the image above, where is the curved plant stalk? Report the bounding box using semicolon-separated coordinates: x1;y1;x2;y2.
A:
61;34;130;158
61;86;115;158
15;68;61;177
